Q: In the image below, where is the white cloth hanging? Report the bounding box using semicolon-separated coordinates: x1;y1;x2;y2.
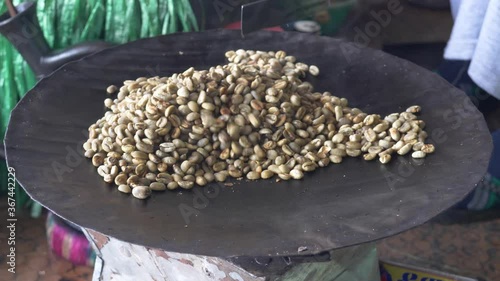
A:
444;0;500;98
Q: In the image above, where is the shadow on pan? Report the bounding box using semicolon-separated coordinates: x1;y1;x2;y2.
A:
4;30;491;257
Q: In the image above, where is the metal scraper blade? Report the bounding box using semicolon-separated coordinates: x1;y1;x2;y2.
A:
241;0;332;37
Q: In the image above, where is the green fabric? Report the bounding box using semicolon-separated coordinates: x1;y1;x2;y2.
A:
484;176;500;209
464;174;500;210
0;1;34;213
0;0;199;216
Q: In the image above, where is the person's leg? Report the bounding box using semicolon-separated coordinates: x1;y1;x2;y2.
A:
444;0;488;61
449;0;462;19
440;0;500;210
461;20;500;210
468;0;500;99
408;0;450;9
438;0;499;115
456;130;500;210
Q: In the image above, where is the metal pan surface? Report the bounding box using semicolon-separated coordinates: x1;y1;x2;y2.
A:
5;30;491;257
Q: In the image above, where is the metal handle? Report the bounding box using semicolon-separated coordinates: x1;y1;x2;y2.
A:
5;0;18;17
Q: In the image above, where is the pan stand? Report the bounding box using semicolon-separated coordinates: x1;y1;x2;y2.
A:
83;229;380;281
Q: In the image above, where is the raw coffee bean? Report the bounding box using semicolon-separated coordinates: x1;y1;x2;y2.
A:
150;182;166;191
397;143;413;155
118;184;132;194
379;154;391;164
132;186;152;199
178;180;194;189
247;171;261;180
106;85;118;94
363;153;377;161
421;144;435;154
290;169;304;179
412;151;426;159
309;65;320;76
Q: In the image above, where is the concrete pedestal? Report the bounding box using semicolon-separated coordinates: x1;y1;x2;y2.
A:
83;229;380;281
